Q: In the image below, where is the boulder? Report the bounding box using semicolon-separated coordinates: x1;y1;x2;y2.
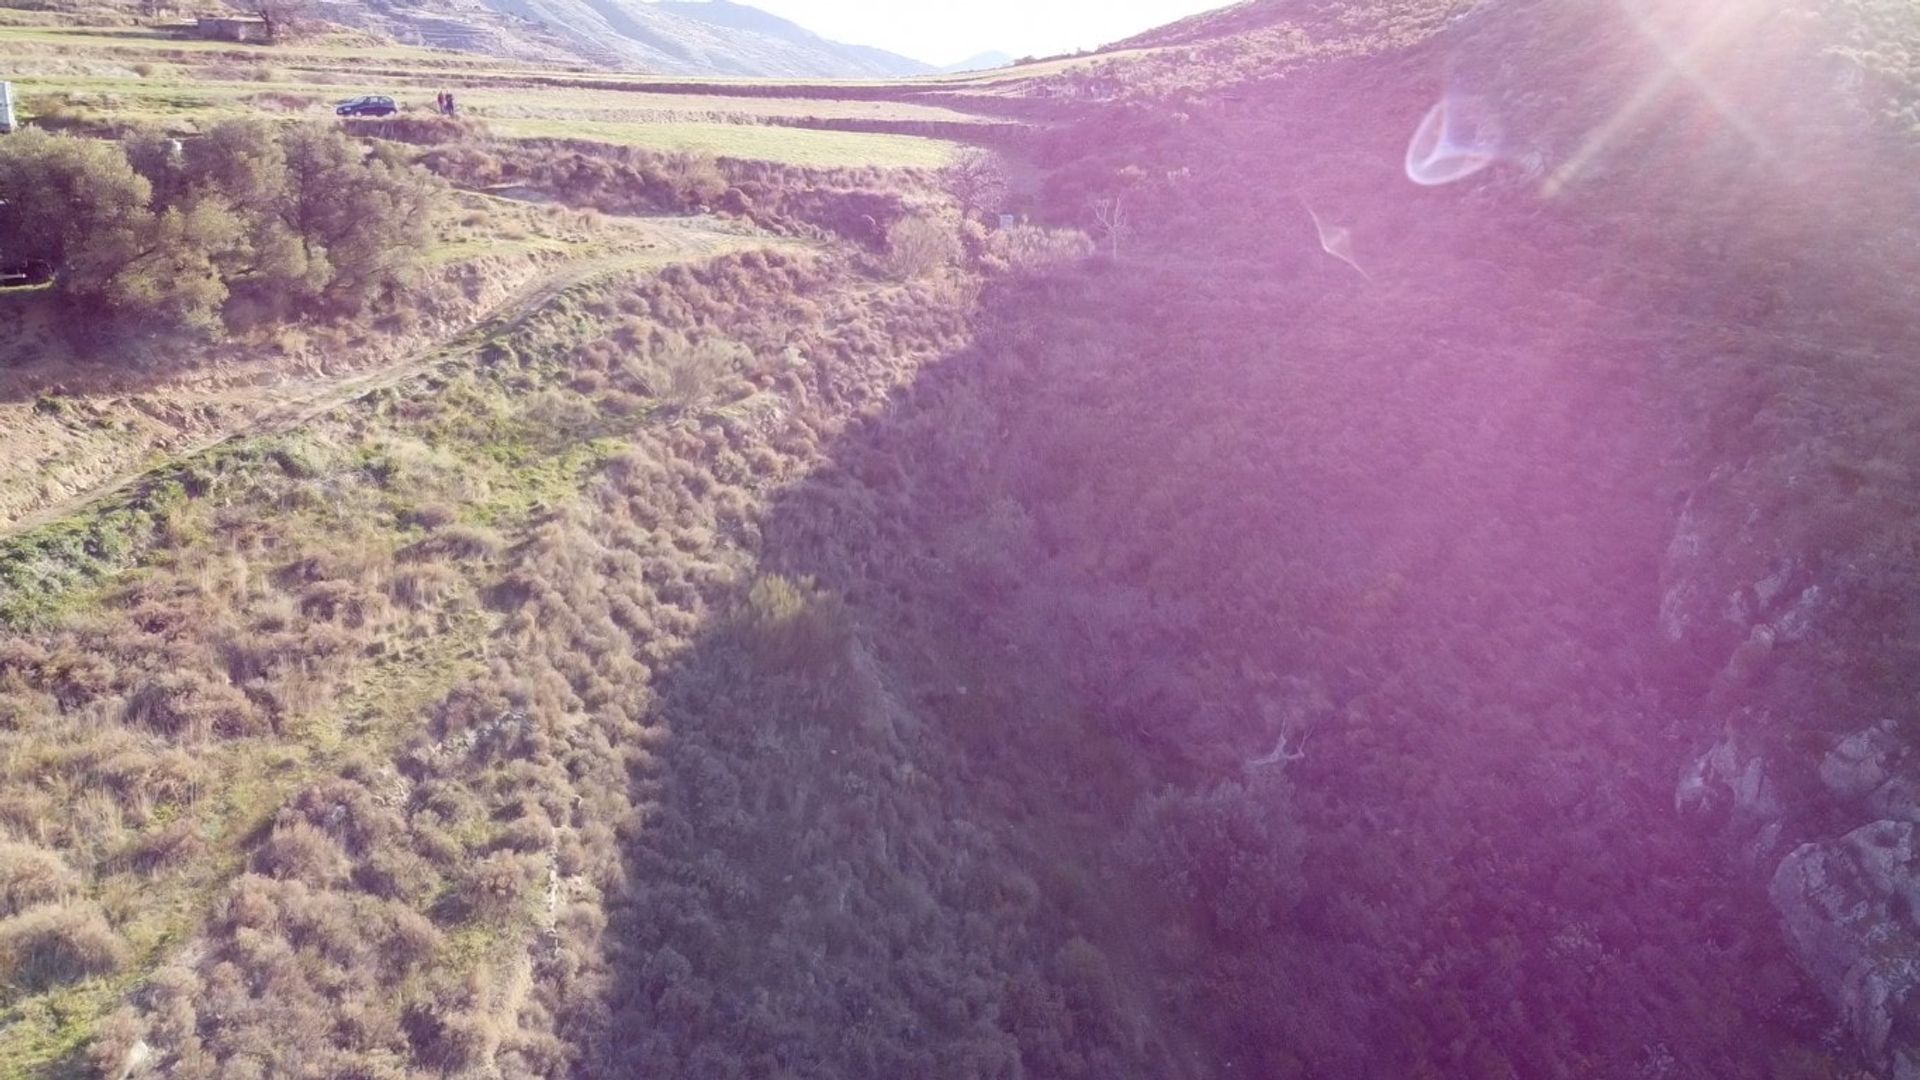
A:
1770;820;1920;1062
1822;721;1907;801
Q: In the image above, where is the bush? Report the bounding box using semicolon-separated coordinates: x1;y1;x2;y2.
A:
85;1006;147;1080
0;901;130;993
122;671;258;742
1123;773;1303;939
883;215;961;280
254;820;350;886
736;574;855;675
649;336;749;411
0;841;79;917
456;850;538;922
0;129;227;332
0;122;444;340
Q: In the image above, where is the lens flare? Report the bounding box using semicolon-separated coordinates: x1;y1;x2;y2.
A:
1405;96;1505;186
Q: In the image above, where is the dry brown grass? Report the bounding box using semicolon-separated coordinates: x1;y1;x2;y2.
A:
0;899;129;993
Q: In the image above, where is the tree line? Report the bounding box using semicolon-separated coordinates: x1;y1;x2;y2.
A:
0;120;442;338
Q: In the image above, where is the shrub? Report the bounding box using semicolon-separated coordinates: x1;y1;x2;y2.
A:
0;129;229;332
120;818;207;876
457;850;539;922
0;901;130;992
254;820;349;886
1123;774;1303;940
883;215;961;280
85;1006;148;1080
736;574;855;676
121;671;259;742
649;336;749;411
0;841;79;917
0;121;445;340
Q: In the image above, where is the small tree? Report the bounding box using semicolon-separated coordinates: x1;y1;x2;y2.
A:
883;215;959;279
238;0;313;42
1091;196;1132;260
940;149;1010;224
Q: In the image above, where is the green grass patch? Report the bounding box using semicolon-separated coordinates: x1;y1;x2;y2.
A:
491;117;959;167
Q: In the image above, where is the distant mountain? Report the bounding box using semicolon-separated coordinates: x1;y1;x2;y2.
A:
937;50;1015;74
653;1;934;76
314;0;937;77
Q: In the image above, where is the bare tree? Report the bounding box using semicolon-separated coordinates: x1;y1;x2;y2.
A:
940;149;1010;224
1091;196;1132;260
1247;717;1311;769
237;0;312;43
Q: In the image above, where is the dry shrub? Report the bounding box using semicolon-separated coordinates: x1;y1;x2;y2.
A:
884;215;961;280
121;671;259;742
254;820;350;886
999;225;1097;273
406;524;502;563
0;900;129;992
119;818;207;876
85;1005;147;1080
355;846;440;904
298;579;391;628
0;841;79;917
247;91;317;112
457;850;538;921
403;501;459;530
405;1004;494;1072
93;746;206;807
649;337;749;411
387;563;463;611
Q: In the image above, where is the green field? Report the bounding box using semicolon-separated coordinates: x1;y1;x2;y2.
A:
488;116;958;166
0;22;987;167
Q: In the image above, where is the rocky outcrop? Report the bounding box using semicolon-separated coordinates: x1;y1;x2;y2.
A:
1659;460;1920;1071
1771;821;1920;1071
1676;731;1786;867
1822;721;1912;804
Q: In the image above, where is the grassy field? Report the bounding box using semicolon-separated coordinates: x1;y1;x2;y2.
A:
0;22;986;167
487;116;958;166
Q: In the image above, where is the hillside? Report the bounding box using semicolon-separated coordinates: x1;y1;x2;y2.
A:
306;0;935;76
4;0;1920;1077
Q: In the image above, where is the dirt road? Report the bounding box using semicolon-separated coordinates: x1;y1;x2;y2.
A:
0;216;774;542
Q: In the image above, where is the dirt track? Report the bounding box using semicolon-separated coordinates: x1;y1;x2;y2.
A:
0;216;774;542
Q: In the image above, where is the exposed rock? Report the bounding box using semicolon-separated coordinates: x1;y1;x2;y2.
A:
1677;732;1792;867
1822;721;1907;801
1873;778;1920;824
1677;733;1781;823
1770;820;1920;1063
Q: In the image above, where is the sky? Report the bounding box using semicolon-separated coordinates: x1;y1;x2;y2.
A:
740;0;1225;67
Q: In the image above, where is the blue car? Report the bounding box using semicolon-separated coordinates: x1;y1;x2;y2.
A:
335;95;397;118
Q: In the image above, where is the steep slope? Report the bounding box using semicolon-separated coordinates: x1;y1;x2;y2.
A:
919;0;1920;1074
314;0;934;75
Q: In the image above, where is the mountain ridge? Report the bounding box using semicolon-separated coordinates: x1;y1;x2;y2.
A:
318;0;938;76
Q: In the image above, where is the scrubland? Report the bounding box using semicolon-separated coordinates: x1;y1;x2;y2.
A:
5;0;1920;1077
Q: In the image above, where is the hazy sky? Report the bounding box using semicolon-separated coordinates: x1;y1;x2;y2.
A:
741;0;1224;66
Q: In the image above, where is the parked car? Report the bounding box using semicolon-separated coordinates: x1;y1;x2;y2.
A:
335;95;397;118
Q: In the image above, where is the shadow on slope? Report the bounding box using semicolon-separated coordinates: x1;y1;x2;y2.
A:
572;2;1920;1076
